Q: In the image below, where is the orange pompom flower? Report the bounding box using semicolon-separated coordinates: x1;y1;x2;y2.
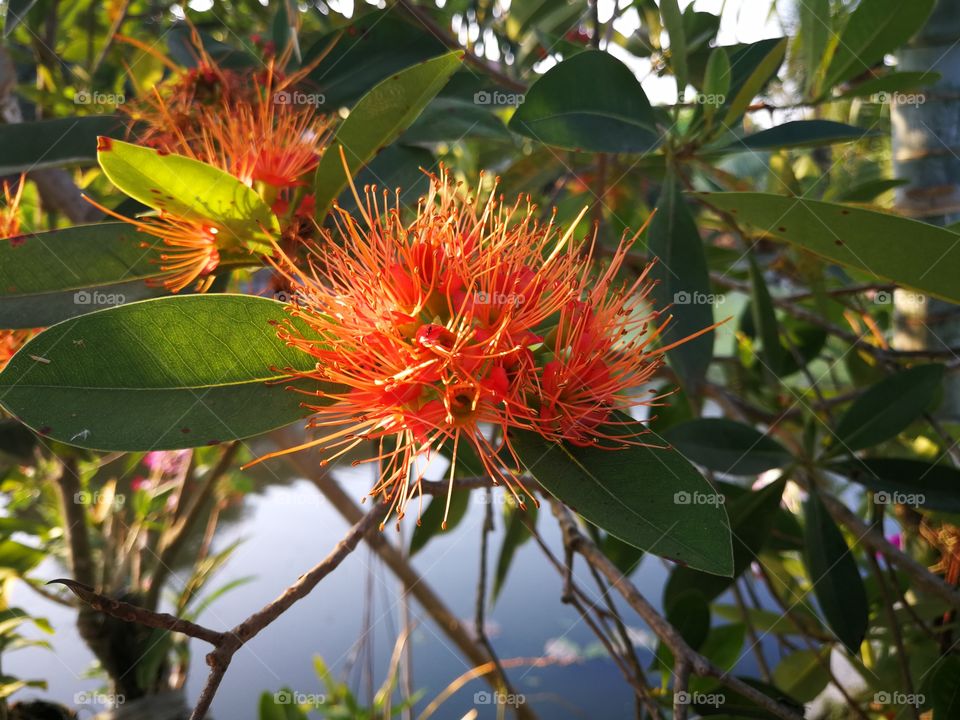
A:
250;168;716;528
0;174;25;239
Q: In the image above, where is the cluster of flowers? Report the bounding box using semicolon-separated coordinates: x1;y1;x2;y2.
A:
245;173;711;525
95;31;330;292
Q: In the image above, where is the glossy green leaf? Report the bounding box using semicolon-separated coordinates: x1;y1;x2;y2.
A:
722;38;786;128
772;649;831;703
832;364;944;452
701;47;730;124
512;414;733;576
0;116;122;174
402;98;511;143
0;223;170;329
724;120;875;152
0;295;323;451
661;0;687;95
822;0;936;92
492;500;537;603
803;492;868;655
97;138;279;250
409;489;472;556
833;458;960;513
313;52;463;220
665;419;792;475
666;589;711;651
664;478;785;608
648;176;714;388
508;50;661;153
334;144;434;216
696;193;960;303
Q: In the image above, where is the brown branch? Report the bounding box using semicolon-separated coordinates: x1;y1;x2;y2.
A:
49;578;224;645
550;501;805;720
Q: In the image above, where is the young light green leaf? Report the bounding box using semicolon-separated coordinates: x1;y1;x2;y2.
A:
748;254;786;375
313;51;463;220
97;138;279;251
508;50;661;154
803;492;868;655
512;413;733;576
697;193;960;303
0;295;325;451
799;0;831;97
701;47;730;123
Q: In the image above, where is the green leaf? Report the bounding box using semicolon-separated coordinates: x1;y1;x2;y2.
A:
803;492;868;655
402;98;511;143
832;364;944;452
661;0;688;96
648;175;714;388
97;138;279;250
304;14;448;108
922;655;960;719
334;145;434;216
492;500;537;603
834;177;908;203
748;254;786;375
0;223;172;329
0;295;323;451
833;458;960;513
696;192;960;303
799;0;831;96
722;38;787;128
512;414;733;576
0;540;44;576
0;116;122;174
313;51;463;220
666;589;711;650
409;489;471;556
701;47;730;124
508;50;661;154
664;478;786;607
0;419;37;461
664;419;792;475
822;0;936;92
835;71;940;100
723;120;875;152
3;0;39;36
772;649;831;703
